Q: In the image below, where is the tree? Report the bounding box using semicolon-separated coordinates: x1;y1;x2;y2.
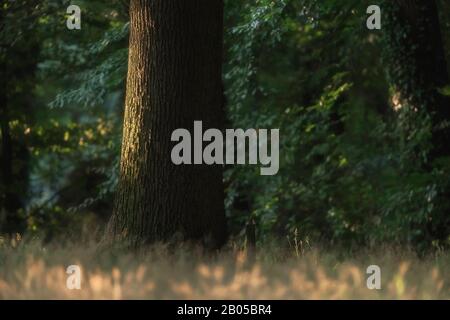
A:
0;0;41;234
383;0;450;244
105;0;227;248
383;0;450;161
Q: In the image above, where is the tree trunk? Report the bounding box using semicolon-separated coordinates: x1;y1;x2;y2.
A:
106;0;227;248
383;0;450;244
0;2;36;235
383;0;450;161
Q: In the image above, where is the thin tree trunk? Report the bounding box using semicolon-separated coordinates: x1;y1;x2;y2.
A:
106;0;227;248
0;3;35;234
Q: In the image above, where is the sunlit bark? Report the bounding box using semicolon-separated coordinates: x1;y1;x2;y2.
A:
105;0;227;248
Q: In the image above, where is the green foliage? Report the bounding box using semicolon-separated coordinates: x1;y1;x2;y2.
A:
224;0;450;250
0;0;128;238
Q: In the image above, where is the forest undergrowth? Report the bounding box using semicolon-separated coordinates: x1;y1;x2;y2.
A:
0;236;448;299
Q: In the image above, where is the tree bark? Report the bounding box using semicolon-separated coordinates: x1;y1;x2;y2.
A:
106;0;227;248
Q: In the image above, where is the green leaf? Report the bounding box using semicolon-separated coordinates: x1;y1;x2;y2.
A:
438;85;450;96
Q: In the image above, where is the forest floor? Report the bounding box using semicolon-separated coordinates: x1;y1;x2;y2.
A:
0;238;448;299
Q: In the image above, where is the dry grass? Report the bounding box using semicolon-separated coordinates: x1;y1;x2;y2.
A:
0;237;448;299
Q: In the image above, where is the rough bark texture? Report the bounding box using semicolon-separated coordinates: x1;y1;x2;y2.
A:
106;0;227;248
383;0;450;160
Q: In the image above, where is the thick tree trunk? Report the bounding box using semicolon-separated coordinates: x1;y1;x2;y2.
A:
106;0;227;248
383;0;450;160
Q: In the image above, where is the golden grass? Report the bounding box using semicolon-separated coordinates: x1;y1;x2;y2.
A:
0;238;448;299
